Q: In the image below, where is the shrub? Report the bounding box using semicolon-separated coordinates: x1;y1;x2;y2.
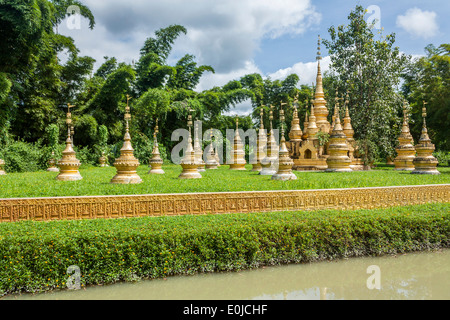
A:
0;140;47;172
435;151;450;167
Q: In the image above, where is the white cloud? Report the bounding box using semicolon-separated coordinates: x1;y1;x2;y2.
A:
268;56;331;85
57;0;321;74
396;8;439;39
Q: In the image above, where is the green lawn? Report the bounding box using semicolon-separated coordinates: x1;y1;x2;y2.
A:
0;164;449;199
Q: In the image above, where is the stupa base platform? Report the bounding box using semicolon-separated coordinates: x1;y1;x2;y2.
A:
56;172;82;181
110;174;142;184
148;169;165;175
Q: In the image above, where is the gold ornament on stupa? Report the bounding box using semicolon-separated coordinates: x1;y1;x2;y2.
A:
289;97;303;142
193;120;206;172
306;99;319;140
229;115;247;170
411;102;440;175
179;109;202;179
111;95;142;184
312;35;330;134
302;110;309;140
148;118;165;174
343;93;355;142
260;105;279;176
272;103;297;181
56;105;82;181
0;158;6;175
326;105;352;173
205;129;219;170
47;151;59;172
252;105;267;172
394;102;416;171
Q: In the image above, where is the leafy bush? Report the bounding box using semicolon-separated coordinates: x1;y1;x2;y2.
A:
435;151;450;167
0;203;448;296
0;140;48;172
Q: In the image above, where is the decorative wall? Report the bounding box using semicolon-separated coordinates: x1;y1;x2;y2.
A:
1;184;449;223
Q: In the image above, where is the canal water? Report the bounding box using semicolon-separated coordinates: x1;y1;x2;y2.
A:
4;249;449;300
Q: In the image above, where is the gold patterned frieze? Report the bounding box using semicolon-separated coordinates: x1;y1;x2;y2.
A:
0;185;449;223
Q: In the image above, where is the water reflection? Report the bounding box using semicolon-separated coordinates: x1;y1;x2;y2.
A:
4;249;449;300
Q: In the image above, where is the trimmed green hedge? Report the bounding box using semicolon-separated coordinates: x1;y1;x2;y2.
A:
0;203;449;296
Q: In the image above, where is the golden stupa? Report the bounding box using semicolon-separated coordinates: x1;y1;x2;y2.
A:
179;109;202;179
394;102;416;171
193;120;206;172
260;105;278;176
289;98;303;143
252;106;267;172
312;36;330;134
229;116;247;170
99;152;109;167
111;96;142;184
205;129;219;170
272;103;297;181
326;105;352;172
56;105;82;181
148;118;165;174
412;102;440;175
47;151;59;172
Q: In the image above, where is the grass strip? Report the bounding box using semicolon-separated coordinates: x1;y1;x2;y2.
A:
0;165;449;199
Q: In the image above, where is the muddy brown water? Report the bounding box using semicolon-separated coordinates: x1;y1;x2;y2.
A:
4;249;449;300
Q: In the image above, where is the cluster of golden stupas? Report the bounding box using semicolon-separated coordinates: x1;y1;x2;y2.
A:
394;101;440;175
0;38;440;181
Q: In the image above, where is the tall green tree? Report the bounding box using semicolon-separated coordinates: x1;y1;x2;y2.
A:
402;44;450;151
0;0;95;141
323;5;408;166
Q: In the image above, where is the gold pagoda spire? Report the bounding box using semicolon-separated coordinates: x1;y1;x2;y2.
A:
412;102;440;175
111;95;142;184
260;105;278;175
289;95;303;142
307;98;319;139
313;35;330;134
205;129;219;170
343;93;355;140
148;118;165;174
252;105;267;172
229;115;247;170
326;106;352;172
272;102;297;180
302;109;309;140
193;119;206;172
394;102;416;171
179;108;202;179
56;113;82;181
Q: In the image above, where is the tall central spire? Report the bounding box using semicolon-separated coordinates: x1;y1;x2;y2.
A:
313;35;330;134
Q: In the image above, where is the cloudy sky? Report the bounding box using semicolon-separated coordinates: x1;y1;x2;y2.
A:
59;0;449;114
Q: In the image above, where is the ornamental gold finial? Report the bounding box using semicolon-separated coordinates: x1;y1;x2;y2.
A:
317;35;322;61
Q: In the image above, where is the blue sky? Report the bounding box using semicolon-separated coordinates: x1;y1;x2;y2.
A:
254;0;449;75
60;0;449;113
